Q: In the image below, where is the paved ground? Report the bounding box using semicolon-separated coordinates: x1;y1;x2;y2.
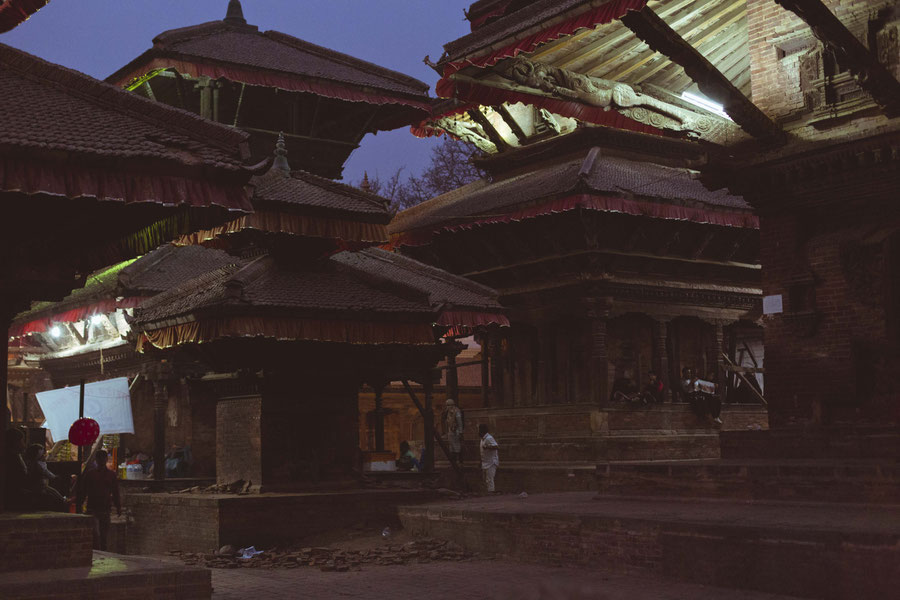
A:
211;560;800;599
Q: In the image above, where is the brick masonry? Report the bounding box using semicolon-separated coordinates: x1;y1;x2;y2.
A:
0;512;93;573
399;495;900;599
125;489;440;555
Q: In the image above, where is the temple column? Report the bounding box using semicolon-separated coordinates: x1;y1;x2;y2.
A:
489;330;504;406
446;341;463;403
144;361;173;488
0;305;11;511
422;376;435;472
373;384;386;452
197;76;215;121
478;333;490;407
654;319;672;402
711;321;726;401
587;301;611;405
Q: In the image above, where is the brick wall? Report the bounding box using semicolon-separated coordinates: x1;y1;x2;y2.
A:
216;396;262;486
759;205;900;426
125;490;439;554
0;513;93;572
747;0;880;119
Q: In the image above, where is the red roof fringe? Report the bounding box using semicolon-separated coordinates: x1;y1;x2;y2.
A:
8;297;146;339
0;0;49;33
114;57;432;113
439;0;648;93
467;0;515;31
0;155;253;211
390;192;760;248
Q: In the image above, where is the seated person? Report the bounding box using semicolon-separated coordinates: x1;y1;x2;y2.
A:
641;371;665;404
24;443;66;509
395;440;421;472
610;371;638;402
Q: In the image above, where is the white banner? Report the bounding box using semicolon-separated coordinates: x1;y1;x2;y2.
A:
36;377;134;441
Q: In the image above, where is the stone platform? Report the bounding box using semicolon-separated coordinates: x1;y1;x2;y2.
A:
398;492;900;599
460;403;768;464
0;513;210;599
596;458;900;504
0;551;210;599
126;488;441;555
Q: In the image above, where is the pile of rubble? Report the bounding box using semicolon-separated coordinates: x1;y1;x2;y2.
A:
168;539;475;572
173;479;253;495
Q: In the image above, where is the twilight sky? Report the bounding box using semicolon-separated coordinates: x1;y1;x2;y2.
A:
1;0;475;184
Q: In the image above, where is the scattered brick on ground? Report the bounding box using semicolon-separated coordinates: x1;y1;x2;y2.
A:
168;537;475;572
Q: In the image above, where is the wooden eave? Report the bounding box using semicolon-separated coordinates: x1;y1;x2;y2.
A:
448;0;754;98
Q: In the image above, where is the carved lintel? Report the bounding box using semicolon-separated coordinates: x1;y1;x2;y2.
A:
775;0;900;115
620;6;783;141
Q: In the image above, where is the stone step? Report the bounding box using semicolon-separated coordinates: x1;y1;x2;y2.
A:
722;428;900;459
399;492;900;599
0;551;211;599
596;459;900;504
0;512;93;573
462;431;721;462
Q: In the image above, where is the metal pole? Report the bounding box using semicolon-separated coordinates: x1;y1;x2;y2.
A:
77;379;85;463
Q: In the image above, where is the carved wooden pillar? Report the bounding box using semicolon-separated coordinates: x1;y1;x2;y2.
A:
0;307;11;511
446;340;463;403
712;321;726;401
144;362;174;487
197;76;214;120
654;319;672;402
422;376;435;472
373;383;386;452
489;330;504;407
478;333;490;407
587;301;611;405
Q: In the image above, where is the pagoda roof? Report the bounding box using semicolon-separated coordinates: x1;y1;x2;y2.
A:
333;249;505;315
108;2;430;112
0;43;252;173
8;244;239;338
131;248;507;348
252;168;390;224
389;147;755;247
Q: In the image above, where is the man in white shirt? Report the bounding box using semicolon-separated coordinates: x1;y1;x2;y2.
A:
478;424;499;493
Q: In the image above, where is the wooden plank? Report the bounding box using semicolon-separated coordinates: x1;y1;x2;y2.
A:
721;352;766;405
621;6;782;140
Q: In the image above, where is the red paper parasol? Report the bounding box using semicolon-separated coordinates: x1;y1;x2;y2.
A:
68;418;100;447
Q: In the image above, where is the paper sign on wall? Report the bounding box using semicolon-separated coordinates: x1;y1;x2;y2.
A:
763;294;784;315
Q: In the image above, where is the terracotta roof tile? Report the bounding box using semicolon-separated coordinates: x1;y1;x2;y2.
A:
133;255;433;326
252;168;390;222
0;43;250;170
118;244;240;294
111;20;429;99
332;249;503;313
390;150;751;234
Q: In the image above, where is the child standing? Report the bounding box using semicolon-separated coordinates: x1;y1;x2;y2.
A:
478;424;499;493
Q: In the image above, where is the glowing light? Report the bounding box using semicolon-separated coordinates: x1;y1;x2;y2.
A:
49;326;61;338
90;315;105;326
681;91;731;120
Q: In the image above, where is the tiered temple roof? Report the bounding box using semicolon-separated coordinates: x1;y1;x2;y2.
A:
0;41;256;314
106;1;433;177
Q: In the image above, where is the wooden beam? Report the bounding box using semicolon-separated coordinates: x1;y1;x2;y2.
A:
467;107;511;152
621;6;782;140
691;230;716;259
775;0;900;114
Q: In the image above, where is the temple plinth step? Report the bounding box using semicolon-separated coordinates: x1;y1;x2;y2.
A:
596;458;900;504
399;492;900;599
0;551;211;599
0;512;93;573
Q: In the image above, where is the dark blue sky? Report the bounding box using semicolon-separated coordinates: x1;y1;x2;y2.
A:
1;0;474;184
